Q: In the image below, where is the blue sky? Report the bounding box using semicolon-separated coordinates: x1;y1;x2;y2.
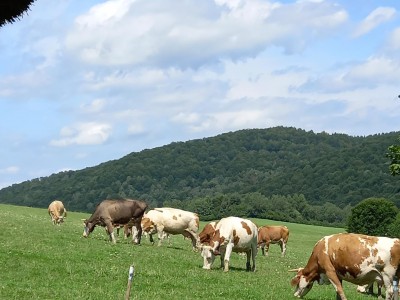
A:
0;0;399;189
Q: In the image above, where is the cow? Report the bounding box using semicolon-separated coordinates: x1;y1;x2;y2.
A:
140;207;199;251
48;200;67;225
257;225;289;257
200;216;258;272
82;199;148;244
290;233;400;300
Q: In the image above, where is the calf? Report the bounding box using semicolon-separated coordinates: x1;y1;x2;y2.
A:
200;216;258;272
257;225;289;257
48;200;67;225
290;233;400;300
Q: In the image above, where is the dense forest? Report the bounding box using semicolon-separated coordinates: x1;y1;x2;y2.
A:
0;127;399;227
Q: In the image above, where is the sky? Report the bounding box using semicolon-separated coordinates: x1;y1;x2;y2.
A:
0;0;400;189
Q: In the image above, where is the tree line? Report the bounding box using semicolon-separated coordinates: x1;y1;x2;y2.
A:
0;126;399;228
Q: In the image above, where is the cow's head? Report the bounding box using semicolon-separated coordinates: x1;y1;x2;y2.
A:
200;245;216;269
82;219;95;237
141;217;156;234
290;268;314;298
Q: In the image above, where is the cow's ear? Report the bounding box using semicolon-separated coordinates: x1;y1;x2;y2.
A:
290;276;300;287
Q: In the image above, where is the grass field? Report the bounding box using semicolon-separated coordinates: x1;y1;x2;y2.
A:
0;203;381;300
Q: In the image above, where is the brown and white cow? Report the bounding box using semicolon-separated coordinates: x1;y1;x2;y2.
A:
82;199;148;244
200;216;258;272
48;200;67;225
141;207;199;251
257;225;289;257
290;233;400;300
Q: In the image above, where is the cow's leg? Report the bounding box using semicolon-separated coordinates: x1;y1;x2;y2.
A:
280;241;287;257
105;222;116;244
132;218;142;245
223;244;233;272
259;242;266;256
183;230;199;251
156;226;165;246
325;270;347;300
265;241;270;256
381;273;394;300
245;250;251;271
251;243;257;272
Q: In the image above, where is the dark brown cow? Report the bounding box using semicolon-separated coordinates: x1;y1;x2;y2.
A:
257;225;289;257
290;233;400;300
82;199;148;244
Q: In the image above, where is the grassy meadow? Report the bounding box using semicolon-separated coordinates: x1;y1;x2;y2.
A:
0;203;381;300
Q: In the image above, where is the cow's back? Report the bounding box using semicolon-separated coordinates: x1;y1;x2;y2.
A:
48;200;64;214
148;208;199;233
217;217;258;250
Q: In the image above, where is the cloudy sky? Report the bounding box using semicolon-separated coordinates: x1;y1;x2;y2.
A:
1;0;399;189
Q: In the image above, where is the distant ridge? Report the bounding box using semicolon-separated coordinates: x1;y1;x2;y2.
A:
0;127;399;224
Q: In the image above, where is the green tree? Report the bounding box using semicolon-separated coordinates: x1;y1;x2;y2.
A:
387;136;400;176
387;213;400;238
346;198;398;236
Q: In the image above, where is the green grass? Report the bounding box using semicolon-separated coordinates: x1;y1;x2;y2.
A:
0;204;379;300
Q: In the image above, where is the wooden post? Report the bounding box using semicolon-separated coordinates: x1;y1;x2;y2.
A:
125;265;135;300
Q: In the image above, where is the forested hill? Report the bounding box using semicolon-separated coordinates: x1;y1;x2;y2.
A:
0;127;399;226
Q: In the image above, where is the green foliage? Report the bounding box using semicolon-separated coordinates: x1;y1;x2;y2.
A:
1;127;399;227
387;136;400;176
387;213;400;238
346;198;398;236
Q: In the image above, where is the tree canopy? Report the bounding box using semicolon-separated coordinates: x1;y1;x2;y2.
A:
346;198;398;236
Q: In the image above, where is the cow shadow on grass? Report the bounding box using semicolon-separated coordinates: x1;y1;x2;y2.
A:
198;266;253;272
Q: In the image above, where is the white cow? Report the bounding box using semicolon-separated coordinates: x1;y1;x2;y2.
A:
200;216;258;272
141;207;199;251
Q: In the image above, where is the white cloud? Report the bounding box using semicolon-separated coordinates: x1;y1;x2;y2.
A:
386;27;400;51
65;0;347;68
50;122;112;147
353;7;396;37
80;99;106;113
0;166;20;174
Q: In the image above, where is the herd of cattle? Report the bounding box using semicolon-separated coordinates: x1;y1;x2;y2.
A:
48;198;400;300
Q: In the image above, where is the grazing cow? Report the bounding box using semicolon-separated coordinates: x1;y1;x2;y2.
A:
200;216;258;272
290;233;400;300
48;200;67;225
141;207;199;250
82;199;148;244
257;225;289;257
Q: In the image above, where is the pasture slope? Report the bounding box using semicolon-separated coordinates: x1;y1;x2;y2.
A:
0;204;379;300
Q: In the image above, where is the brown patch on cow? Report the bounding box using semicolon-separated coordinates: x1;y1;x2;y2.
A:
199;222;216;244
172;215;178;220
241;221;252;235
232;229;240;246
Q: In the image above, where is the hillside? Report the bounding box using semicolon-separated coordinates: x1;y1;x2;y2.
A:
0;126;399;226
